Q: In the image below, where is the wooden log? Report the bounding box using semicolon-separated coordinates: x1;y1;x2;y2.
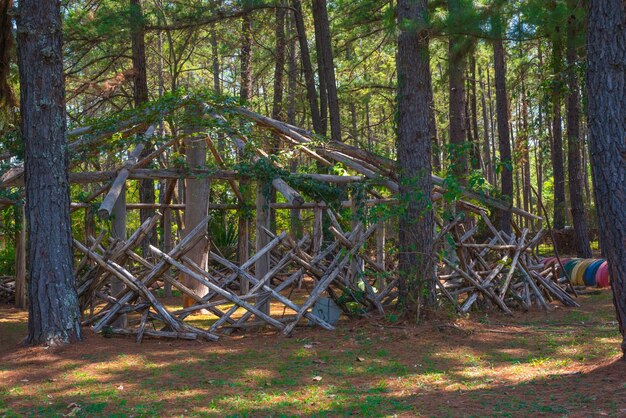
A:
205;136;245;202
74;239;188;334
441;257;513;315
498;229;528;300
312;206;323;254
91;215;211;332
283;223;377;335
150;245;286;331
209;249;335;330
98;125;156;219
110;327;198;340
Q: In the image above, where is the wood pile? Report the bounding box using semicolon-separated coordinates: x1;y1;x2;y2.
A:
0;276;15;303
433;208;579;314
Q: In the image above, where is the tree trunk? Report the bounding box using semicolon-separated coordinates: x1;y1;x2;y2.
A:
469;49;481;171
397;0;435;317
14;203;26;309
270;3;287;232
240;14;253;103
550;10;567;230
586;0;626;358
291;0;322;134
312;0;341;141
286;15;302;238
0;0;16;108
130;0;155;257
479;67;493;184
487;66;498;188
448;3;468;180
521;81;533;229
492;14;513;235
237;15;253;273
181;105;210;307
17;0;82;345
566;1;592;258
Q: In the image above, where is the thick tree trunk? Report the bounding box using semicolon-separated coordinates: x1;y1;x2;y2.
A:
312;0;341;142
181;106;210;307
566;2;592;258
291;0;322;134
492;15;513;235
17;0;82;345
586;0;626;357
397;0;435;317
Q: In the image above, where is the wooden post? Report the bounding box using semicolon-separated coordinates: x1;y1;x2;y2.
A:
376;220;386;288
313;205;323;255
181;124;210;308
161;179;176;297
350;198;364;285
111;185;127;328
14;203;27;309
238;214;250;294
163;205;173;297
255;182;271;315
84;200;95;244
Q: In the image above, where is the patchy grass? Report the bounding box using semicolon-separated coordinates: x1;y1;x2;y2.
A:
1;290;625;417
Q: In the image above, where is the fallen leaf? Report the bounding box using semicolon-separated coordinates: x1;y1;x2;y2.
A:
356;357;365;362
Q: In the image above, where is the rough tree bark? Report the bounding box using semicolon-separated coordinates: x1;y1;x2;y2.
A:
17;0;82;345
566;1;592;258
397;0;435;318
492;14;513;235
586;0;626;358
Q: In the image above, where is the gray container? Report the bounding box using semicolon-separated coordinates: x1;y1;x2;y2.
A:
311;297;342;325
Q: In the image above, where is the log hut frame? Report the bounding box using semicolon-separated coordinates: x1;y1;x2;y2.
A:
0;96;576;342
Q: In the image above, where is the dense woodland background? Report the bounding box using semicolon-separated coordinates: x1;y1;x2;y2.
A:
0;0;599;245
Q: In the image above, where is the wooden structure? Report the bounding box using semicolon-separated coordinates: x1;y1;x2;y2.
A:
0;98;576;341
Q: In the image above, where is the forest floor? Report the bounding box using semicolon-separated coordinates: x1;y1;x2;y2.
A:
1;290;625;417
